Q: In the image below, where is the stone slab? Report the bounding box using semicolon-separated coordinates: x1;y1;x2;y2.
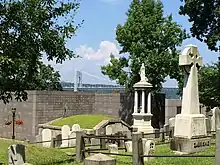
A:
84;153;116;165
171;137;210;154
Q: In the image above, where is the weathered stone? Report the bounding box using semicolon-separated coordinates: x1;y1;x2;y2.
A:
42;129;51;148
143;140;155;161
125;141;132;152
108;144;118;154
8;144;25;165
84;153;116;165
61;125;70;147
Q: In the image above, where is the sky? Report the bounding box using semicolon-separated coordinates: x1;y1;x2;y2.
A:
43;0;219;87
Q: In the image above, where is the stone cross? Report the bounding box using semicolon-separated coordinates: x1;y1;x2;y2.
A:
179;44;203;114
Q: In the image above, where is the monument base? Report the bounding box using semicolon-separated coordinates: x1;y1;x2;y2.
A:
171;137;211;154
132;113;154;134
174;114;207;139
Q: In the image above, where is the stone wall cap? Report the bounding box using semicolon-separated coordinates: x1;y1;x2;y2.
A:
85;153;115;161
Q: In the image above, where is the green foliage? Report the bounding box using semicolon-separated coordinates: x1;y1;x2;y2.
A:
51;115;114;128
0;0;82;103
198;62;220;107
26;61;63;91
101;0;188;92
179;0;220;51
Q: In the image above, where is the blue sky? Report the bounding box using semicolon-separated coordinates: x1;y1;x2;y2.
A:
44;0;219;87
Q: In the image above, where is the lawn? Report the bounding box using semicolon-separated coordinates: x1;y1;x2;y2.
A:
0;139;215;165
50;115;114;128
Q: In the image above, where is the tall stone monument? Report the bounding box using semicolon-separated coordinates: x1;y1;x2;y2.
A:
173;44;210;154
132;63;154;133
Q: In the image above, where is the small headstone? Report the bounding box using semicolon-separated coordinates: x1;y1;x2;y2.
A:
42;129;52;147
68;131;76;147
8;144;25;165
211;107;220;132
143;140;155;161
56;134;62;147
169;118;175;128
61;125;71;147
72;124;81;131
84;153;116;165
106;125;113;135
91;138;100;146
125;141;132;152
164;124;169;136
108;144;118;154
68;124;81;147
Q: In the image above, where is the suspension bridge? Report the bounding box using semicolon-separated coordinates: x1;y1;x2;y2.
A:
61;70;180;99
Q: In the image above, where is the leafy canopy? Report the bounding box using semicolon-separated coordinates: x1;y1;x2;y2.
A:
101;0;188;91
26;61;63;91
198;62;220;107
0;0;82;103
179;0;220;51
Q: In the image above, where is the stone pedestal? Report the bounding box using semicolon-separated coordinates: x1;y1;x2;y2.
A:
171;137;210;154
84;153;116;165
132;113;154;133
132;63;154;134
174;114;207;139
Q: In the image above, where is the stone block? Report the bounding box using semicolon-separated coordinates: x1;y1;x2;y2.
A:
84;153;116;165
174;114;207;139
108;144;118;154
172;137;210;154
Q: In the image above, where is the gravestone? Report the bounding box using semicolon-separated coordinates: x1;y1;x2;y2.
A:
56;134;62;147
84;153;116;165
125;141;132;152
108;144;118;154
61;125;71;147
169;117;175;138
173;44;210;154
8;144;25;165
143;140;155;161
211;107;220;132
69;124;81;147
106;125;113;135
42;129;52;148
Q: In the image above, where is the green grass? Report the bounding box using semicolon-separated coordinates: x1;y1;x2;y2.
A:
50;115;114;128
0;139;79;165
103;144;215;165
0;139;215;165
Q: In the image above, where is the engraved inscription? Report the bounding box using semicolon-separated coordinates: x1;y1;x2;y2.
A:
193;141;210;148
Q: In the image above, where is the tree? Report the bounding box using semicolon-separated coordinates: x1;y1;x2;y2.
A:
26;61;63;91
101;0;188;92
179;0;220;51
0;0;82;103
198;62;220;107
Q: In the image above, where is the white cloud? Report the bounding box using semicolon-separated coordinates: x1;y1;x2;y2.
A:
75;40;119;64
41;40;119;84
